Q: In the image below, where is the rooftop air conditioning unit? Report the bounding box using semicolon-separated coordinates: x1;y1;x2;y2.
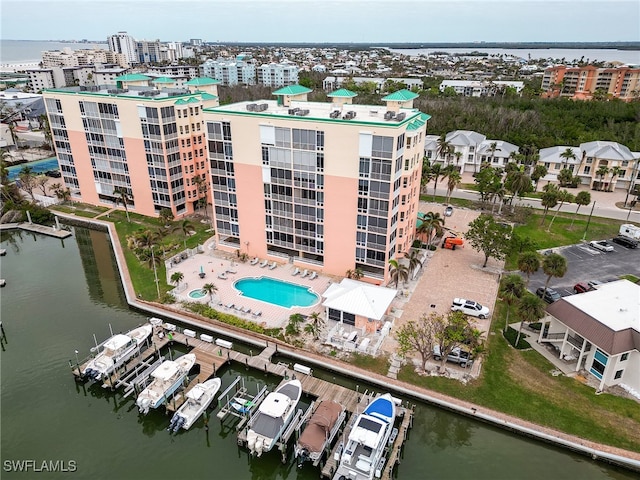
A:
256;103;268;112
288;107;300;115
395;112;406;121
246;103;257;111
384;111;395;120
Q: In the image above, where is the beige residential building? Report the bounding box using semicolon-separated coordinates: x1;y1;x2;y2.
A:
203;87;429;283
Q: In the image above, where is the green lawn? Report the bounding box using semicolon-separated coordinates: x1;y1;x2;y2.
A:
398;301;640;452
419;194;476;209
505;211;622;269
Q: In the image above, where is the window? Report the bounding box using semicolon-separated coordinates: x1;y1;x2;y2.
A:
614;370;623;380
621;353;629;361
590;348;608;379
586;157;593;164
583;166;591;174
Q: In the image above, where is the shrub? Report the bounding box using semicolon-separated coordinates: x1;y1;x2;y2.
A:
503;326;531;349
181;301;267;334
529;322;542;331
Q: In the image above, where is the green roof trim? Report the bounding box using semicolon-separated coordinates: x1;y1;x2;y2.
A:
406;119;425;131
272;85;312;96
185;77;220;86
200;92;218;100
420;113;432;121
151;76;175;84
327;88;357;98
115;73;151;82
382;89;419;102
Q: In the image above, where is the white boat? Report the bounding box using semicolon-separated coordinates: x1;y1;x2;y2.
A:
333;393;396;480
82;325;152;380
168;378;221;433
246;379;302;457
136;354;196;414
295;400;345;467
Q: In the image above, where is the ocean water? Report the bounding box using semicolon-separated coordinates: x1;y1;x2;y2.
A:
1;40;108;64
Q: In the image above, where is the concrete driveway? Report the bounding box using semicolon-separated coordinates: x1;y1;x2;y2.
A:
526;242;640;297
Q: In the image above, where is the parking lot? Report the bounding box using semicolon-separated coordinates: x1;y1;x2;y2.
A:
527;240;640;297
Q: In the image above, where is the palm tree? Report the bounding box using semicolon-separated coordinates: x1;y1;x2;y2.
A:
559;147;576;167
539;184;559;226
486;141;500;166
420;158;433;194
506;170;532;209
170;271;184;287
405;249;423;277
430;163;444;201
517;251;540;286
531;164;548;192
303;311;325;340
416;211;445;248
113;187;133;222
608;166;622;192
435;133;451;162
174;219;194;249
487;181;506;214
595;165;610;191
547;189;574;232
514;293;546;346
500;274;525;332
453;151;462;168
542;253;567;300
445;170;462;204
202;282;217;304
388;259;409;289
571;191;591;227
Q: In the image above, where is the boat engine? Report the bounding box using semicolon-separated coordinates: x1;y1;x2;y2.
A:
172;416;186;433
247;433;256;454
254;437;264;457
138;398;151;415
297;448;309;468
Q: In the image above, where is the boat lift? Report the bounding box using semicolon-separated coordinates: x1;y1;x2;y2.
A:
217;376;268;429
118;355;166;398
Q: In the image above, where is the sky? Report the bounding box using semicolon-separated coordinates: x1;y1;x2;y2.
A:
1;0;639;43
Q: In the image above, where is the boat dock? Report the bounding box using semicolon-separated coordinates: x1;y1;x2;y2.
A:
70;320;413;477
0;221;72;238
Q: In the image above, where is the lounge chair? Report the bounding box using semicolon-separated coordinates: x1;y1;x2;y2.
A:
226;267;237;274
250;257;259;265
268;261;277;270
244;308;251;315
309;271;317;280
252;310;262;317
259;259;268;268
217;272;228;280
301;269;309;278
225;303;234;309
291;267;300;276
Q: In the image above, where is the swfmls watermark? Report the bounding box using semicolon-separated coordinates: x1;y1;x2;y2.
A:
3;460;77;473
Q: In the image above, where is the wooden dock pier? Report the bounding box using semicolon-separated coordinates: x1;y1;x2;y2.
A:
71;320;414;478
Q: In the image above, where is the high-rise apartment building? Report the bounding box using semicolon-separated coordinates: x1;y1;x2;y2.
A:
257;62;298;87
42;76;220;217
202;87;429;283
200;58;256;86
542;65;640;101
107;32;138;64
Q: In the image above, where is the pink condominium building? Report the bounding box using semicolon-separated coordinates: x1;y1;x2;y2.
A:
44;79;429;284
203;86;429;283
43;75;221;217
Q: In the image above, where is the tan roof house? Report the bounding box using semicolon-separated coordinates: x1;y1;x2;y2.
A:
537;280;640;393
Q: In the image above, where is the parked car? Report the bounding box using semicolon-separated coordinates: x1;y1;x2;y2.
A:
451;298;490;319
536;287;561;303
588;280;605;289
433;345;473;367
611;235;639;249
573;282;590;294
444;205;454;217
45;169;62;178
589;240;614;252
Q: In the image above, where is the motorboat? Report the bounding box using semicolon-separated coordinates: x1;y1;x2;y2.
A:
168;378;222;433
136;354;196;414
246;379;302;457
295;400;345;467
333;393;396;480
82;325;152;380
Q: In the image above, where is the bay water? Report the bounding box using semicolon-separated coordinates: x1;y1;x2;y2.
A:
0;228;636;479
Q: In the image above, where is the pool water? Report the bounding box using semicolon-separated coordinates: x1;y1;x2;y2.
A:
188;289;206;299
7;157;59;181
234;277;319;308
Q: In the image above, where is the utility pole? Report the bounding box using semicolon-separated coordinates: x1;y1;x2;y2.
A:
582;201;596;242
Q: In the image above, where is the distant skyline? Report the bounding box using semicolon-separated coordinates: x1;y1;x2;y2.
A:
2;0;640;43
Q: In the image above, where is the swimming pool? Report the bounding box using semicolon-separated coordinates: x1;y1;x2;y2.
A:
8;157;59;181
188;289;206;299
234;277;319;308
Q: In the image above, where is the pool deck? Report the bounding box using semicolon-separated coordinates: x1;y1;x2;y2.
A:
166;240;331;330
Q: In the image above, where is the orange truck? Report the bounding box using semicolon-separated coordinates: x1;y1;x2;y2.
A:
442;236;464;250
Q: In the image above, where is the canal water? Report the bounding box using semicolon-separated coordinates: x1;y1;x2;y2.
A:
0;227;636;480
